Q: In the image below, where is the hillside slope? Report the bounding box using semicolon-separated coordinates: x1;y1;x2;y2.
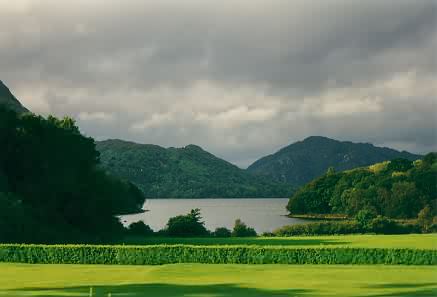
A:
97;139;294;198
248;136;421;187
0;80;28;113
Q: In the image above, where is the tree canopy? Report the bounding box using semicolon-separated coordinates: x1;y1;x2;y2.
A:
287;155;436;219
0;107;145;243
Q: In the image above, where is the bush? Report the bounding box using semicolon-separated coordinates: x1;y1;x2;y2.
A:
232;219;257;237
368;216;396;234
127;221;154;236
165;209;209;237
355;208;377;231
367;216;420;234
213;227;232;238
273;221;362;236
417;205;434;233
0;244;434;265
395;221;422;234
273;218;422;236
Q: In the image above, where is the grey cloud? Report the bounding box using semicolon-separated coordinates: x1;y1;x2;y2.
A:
0;0;436;167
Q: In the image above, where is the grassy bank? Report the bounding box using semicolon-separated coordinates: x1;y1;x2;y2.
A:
121;234;437;249
0;263;436;296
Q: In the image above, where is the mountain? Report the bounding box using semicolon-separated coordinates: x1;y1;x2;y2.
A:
0;80;28;113
96;139;294;198
247;136;422;187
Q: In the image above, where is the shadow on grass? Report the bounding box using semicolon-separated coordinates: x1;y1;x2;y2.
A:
121;237;349;246
4;283;311;297
5;282;437;297
361;283;437;297
367;283;437;289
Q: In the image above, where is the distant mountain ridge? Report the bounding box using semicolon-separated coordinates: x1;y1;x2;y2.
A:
0;80;28;113
247;136;422;187
0;80;424;196
96;139;294;198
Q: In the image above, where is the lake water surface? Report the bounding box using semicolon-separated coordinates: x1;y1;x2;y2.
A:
120;198;306;234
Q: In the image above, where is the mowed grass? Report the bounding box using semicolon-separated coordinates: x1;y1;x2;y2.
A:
121;234;437;249
0;263;436;296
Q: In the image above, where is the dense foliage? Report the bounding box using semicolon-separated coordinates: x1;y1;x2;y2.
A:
164;209;209;237
127;221;154;237
271;219;423;236
213;227;232;237
287;154;436;219
248;136;421;187
96;140;294;198
0;107;145;243
127;211;258;238
0;244;434;265
232;219;257;237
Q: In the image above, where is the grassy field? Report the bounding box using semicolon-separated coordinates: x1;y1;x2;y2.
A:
1;235;435;295
0;263;436;296
121;234;437;249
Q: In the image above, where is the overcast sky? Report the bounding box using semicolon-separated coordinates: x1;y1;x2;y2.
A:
1;0;436;167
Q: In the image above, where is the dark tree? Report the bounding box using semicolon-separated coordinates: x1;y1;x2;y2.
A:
0;107;145;243
165;208;209;237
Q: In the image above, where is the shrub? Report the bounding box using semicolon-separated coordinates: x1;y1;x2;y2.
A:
395;221;422;234
417;205;434;233
232;219;257;237
273;221;362;236
273;218;422;236
127;221;154;236
355;208;377;231
0;244;434;265
213;227;232;238
367;216;420;234
165;209;209;237
368;216;396;234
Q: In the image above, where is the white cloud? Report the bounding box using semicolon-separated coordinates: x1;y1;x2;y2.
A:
78;111;115;122
131;113;173;131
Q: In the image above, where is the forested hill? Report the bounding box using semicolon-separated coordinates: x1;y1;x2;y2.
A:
96;139;294;198
287;154;437;219
247;136;421;187
0;80;28;113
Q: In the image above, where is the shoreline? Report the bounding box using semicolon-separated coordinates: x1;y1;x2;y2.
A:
287;214;349;221
144;197;290;199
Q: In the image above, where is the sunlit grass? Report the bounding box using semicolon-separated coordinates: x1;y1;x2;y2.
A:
121;234;437;249
0;263;436;296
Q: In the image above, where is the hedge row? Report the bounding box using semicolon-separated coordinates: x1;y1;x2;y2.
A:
271;220;421;236
0;244;435;265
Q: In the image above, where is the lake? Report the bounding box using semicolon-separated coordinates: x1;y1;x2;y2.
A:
120;198;307;234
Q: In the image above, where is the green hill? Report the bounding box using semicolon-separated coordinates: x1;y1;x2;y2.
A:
96;139;294;198
248;136;421;187
287;154;437;219
0;80;28;113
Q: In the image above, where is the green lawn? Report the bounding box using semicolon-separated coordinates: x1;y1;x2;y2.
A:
121;234;437;249
0;263;436;296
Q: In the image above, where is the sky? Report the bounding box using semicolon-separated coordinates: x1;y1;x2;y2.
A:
1;0;436;167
